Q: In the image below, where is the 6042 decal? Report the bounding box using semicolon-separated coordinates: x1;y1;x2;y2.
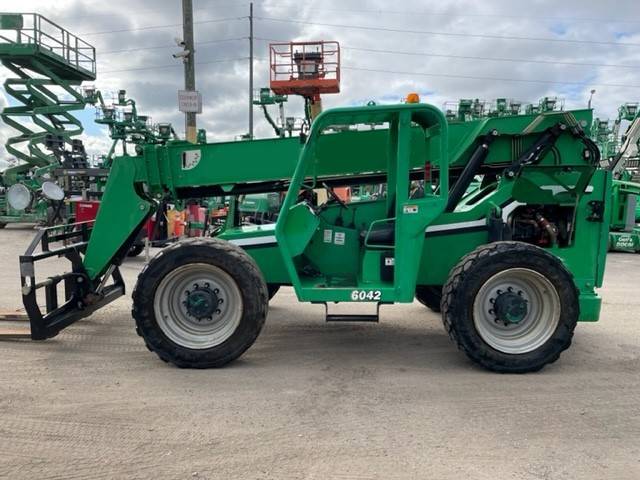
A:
350;290;382;301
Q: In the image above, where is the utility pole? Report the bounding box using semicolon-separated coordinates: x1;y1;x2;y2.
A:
182;0;197;143
249;2;254;139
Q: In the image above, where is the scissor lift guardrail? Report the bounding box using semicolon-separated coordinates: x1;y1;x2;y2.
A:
0;13;96;225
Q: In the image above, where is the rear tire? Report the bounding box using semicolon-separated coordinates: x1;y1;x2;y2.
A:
415;285;442;312
132;238;268;368
0;222;6;229
441;241;578;373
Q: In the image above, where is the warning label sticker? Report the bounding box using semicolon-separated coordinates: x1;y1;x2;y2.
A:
403;205;419;214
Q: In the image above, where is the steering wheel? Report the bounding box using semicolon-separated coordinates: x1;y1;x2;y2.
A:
322;182;349;209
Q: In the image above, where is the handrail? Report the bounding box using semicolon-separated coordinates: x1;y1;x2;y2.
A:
0;12;96;76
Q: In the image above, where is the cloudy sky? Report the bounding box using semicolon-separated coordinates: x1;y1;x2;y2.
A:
1;0;639;165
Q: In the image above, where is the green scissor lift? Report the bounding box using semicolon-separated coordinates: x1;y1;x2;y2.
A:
0;13;95;226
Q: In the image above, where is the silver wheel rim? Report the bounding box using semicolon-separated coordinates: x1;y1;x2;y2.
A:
153;263;243;350
472;268;560;355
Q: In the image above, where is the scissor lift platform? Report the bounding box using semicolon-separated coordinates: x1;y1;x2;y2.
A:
0;13;95;81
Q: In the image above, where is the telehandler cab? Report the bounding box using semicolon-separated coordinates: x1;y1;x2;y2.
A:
20;100;610;373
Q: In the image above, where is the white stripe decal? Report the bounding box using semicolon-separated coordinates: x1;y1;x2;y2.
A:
501;201;524;222
229;235;277;247
425;200;522;234
426;219;487;233
254;223;276;231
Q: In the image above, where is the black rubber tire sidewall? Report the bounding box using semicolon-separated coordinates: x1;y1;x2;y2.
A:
132;239;268;368
442;242;579;373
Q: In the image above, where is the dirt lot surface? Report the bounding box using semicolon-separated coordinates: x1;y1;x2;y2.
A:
0;224;638;479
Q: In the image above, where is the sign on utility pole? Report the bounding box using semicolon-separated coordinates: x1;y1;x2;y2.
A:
178;90;202;114
181;0;197;143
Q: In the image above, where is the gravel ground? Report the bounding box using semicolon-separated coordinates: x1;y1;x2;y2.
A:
0;224;638;480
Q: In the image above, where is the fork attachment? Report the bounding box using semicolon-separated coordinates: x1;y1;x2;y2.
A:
19;222;125;340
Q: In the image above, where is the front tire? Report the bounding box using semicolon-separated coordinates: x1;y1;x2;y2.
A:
441;241;578;373
132;238;268;368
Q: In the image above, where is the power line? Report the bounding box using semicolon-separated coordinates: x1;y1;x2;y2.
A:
99;57;248;74
245;51;640;89
61;2;250;21
253;37;640;70
59;8;180;22
99;37;246;55
342;46;640;70
58;1;640;26
264;4;640;25
343;66;640;89
81;16;246;36
255;17;640;47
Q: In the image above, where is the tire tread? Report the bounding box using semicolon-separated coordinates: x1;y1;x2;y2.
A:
441;241;579;373
132;238;268;368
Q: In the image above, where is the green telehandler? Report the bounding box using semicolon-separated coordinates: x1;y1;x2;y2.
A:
18;41;610;373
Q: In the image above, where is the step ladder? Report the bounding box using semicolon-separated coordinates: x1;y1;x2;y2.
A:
321;302;383;323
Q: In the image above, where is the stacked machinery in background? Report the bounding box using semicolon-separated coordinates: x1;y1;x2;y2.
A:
444;97;562;123
593;103;640;252
83;86;178;166
0;13;96;227
0;12;187;244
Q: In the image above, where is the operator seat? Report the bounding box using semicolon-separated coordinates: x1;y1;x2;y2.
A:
362;221;395;246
